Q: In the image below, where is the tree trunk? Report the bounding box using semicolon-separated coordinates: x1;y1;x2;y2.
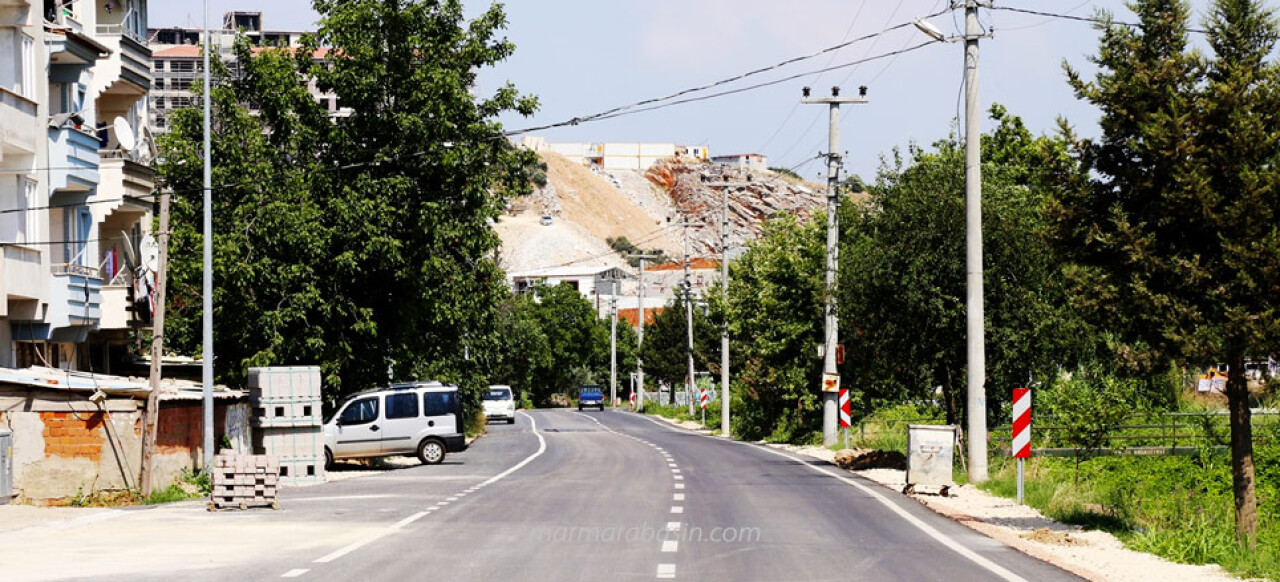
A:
1227;352;1257;546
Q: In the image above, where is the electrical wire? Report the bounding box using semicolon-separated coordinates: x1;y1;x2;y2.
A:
505;8;951;136
989;5;1209;34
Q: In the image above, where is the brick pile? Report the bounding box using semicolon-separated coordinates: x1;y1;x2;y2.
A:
210;451;280;510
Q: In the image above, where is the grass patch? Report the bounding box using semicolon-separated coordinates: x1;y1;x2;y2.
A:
976;438;1280;581
644;401;721;431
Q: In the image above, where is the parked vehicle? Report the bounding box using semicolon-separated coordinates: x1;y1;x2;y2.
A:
483;385;516;424
578;385;605;411
323;381;467;467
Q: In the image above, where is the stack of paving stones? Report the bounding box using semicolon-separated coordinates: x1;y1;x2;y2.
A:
210;451;280;510
249;366;325;485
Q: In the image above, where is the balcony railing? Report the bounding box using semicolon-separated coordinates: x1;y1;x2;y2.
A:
52;263;102;278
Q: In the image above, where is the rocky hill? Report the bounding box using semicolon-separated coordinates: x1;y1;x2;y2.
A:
494;153;826;273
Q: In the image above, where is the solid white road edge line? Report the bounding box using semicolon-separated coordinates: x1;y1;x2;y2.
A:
313;411;548;565
631;413;1028;582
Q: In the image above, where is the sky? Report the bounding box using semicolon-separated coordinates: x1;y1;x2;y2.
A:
149;1;1223;182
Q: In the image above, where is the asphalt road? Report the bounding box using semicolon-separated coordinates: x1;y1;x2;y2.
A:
11;409;1082;581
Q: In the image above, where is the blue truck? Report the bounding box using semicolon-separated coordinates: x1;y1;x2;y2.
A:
577;385;605;411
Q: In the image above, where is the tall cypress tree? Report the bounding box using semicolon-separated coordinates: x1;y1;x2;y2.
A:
1057;0;1280;542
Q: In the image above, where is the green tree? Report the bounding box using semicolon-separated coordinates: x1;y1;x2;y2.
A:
638;290;718;399
1056;0;1280;541
158;40;331;389
841;106;1092;426
159;1;538;416
723;214;826;441
523;284;611;406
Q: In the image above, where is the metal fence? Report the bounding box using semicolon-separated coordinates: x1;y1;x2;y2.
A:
848;411;1279;457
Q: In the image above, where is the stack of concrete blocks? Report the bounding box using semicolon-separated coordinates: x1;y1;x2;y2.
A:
210;451;280;510
249;366;325;485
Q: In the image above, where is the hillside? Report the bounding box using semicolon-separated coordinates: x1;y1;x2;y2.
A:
495;152;827;273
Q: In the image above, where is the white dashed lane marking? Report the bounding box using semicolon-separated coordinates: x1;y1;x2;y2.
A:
281;569;309;578
657;564;677;579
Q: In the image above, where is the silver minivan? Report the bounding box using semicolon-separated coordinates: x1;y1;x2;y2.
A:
323;381;468;467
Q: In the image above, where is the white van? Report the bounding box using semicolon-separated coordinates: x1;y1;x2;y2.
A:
323;381;468;467
483;385;516;424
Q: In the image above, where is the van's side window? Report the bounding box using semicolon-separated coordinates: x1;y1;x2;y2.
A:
423;392;455;417
386;393;419;419
339;397;379;425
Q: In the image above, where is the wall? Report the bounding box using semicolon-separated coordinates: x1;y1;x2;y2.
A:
0;386;250;503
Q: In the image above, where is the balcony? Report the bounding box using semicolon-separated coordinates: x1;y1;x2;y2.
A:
98;150;155;200
48;264;102;342
48;126;100;191
0;87;38;158
0;0;30;27
1;245;43;318
94;25;153;96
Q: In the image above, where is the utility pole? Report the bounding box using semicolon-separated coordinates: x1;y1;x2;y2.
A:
684;217;697;416
961;0;988;482
629;254;659;412
802;85;867;447
913;2;989;482
139;188;171;497
702;178;752;437
201;0;215;473
609;288;618;408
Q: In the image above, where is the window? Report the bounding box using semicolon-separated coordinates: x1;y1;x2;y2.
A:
385;393;419;419
63;206;91;265
20;35;34;99
339;397;379;425
21;178;37;243
423;392;456;417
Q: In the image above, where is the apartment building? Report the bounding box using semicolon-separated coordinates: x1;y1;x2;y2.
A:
148;11;345;133
0;0;154;373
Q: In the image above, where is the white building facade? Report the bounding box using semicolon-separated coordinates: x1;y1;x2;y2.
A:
0;0;153;372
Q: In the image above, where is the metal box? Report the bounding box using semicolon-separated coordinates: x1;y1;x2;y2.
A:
0;429;12;504
904;424;956;495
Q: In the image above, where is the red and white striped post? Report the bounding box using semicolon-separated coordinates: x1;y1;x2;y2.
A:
699;385;708;425
839;388;852;449
1012;388;1032;504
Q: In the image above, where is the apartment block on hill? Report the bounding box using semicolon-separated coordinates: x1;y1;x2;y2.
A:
518;136;709;171
148;11;346;133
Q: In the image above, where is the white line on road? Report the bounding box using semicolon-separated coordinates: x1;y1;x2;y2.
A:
657;564;676;579
280;569;309;578
675;483;684;490
673;493;684;501
666;522;681;531
674;475;683;480
662;540;678;552
311;411;548;567
635;414;1028;582
671;506;683;514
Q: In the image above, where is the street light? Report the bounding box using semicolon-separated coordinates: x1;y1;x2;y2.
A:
915;2;989;483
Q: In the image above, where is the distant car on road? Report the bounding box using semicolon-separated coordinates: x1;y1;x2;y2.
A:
540;215;553;226
578;385;605;411
483;385;516;424
323;381;467;467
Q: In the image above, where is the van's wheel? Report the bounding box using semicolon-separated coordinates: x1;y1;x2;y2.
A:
324;447;334;470
507;417;515;424
417;439;446;465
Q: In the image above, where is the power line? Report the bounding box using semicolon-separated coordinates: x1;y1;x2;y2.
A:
504;9;950;136
989;5;1209;34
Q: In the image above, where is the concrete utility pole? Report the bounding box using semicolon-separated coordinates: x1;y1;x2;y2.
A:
201;0;215;473
629;254;659;412
703;178;751;437
139;188;172;497
802;86;867;447
961;0;988;482
610;289;618;408
684;217;697;416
